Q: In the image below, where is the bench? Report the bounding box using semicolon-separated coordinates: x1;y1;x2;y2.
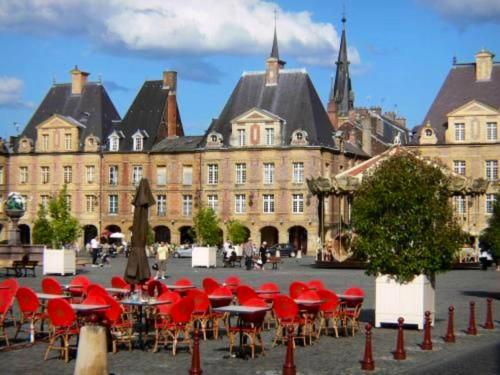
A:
5;259;39;277
267;256;283;270
223;255;243;268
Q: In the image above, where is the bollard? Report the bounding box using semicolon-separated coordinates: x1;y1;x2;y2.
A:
393;317;406;360
360;323;375;371
483;298;494;329
466;301;477;335
74;326;108;375
443;306;456;343
283;325;296;375
420;311;433;350
189;329;203;375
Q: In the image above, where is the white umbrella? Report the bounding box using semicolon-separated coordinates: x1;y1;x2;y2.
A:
110;232;125;239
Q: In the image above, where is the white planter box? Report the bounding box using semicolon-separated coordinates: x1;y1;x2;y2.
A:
191;246;217;268
375;274;435;329
43;249;76;276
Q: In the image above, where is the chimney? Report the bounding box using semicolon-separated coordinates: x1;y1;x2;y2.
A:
395;117;407;128
70;65;89;95
475;49;494;81
361;115;372;156
163;71;180;138
327;100;338;129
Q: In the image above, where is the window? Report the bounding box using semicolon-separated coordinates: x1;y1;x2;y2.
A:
293;162;304;183
292;194;304;213
207;164;218;185
157;195;166;216
454;196;466;214
296;132;303;140
454;123;465;141
211;134;217;142
19;166;28;184
157;166;167;186
265;128;274;146
109;135;119;151
453;160;466;176
425;129;433;137
132;166;143;185
109;165;118;185
86;195;96;213
235;194;246;214
486;122;497;140
486;194;497;214
235;163;247;184
133;135;143;151
21;195;28;211
263;194;275;213
182;166;193;185
65;195;72;211
63;166;73;183
86;166;95;184
263;163;275;184
42;134;49;151
41;167;50;184
485;160;498;181
182;195;193;216
208;194;218;211
109;195;118;214
0;167;3;185
64;133;72;150
238;129;246;146
40;195;49;209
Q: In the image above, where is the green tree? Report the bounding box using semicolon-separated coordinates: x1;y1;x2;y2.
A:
226;219;249;245
32;204;53;246
479;195;500;258
193;207;222;246
351;152;463;283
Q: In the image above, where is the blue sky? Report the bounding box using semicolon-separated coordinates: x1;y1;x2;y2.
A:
1;0;499;139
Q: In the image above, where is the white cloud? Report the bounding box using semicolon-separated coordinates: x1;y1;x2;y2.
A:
419;0;500;25
0;0;360;69
0;76;32;109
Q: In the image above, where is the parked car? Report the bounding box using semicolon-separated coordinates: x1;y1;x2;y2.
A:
173;246;193;258
268;243;296;257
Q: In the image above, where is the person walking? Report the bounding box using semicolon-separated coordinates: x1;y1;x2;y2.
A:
90;235;101;267
259;241;268;270
243;239;254;271
156;241;169;280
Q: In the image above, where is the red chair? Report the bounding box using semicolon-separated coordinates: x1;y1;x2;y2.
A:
156;297;195;355
111;276;130;290
258;282;280;301
42;277;63;295
272;295;307;347
296;290;322;343
187;289;212;340
44;299;79;362
85;284;109;299
202;277;220;295
236;285;259;305
15;287;46;342
101;294;133;353
1;278;19;328
0;289;15;346
289;281;309;299
148;280;169;297
209;286;233;339
224;275;240;293
316;290;342;338
68;276;90;303
153;291;182;352
174;278;193;287
342;287;364;336
307;279;326;291
228;297;267;358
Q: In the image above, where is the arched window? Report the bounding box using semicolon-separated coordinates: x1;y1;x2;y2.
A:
425;129;433;137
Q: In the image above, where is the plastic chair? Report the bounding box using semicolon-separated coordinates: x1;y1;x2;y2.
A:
342;287;364;336
15;287;46;342
42;277;63;295
289;281;309;299
101;294;133;353
44;299;79;362
152;291;182;352
224;275;240;293
296;290;322;343
236;285;259;305
85;284;109;299
0;278;19;328
272;295;307;347
202;277;220;295
258;282;280;301
228;297;267;358
68;276;90;303
0;289;15;346
307;279;326;291
147;280;169;297
111;276;130;290
209;286;233;339
174;278;193;287
316;290;341;338
187;289;212;340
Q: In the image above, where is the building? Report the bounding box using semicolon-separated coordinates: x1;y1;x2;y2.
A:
1;28;368;253
409;50;499;244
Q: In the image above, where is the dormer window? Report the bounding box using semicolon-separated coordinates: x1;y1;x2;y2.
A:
291;129;309;146
109;135;119;151
425;129;433;137
211;135;217;142
296;132;303;140
133;134;143;151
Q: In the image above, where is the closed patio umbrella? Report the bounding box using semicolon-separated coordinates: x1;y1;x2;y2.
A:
124;178;155;285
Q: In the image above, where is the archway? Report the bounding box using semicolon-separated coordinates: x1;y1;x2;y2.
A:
179;226;195;245
154;225;171;243
105;224;122;234
83;225;98;245
19;224;30;245
260;226;278;247
289;226;308;254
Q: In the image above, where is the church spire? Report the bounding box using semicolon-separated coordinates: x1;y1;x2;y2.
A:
265;10;286;86
270;25;280;59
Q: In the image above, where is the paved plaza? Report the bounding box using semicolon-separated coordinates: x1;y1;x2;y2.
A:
1;255;499;375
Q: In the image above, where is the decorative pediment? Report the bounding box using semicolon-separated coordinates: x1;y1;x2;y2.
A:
36;114;86;130
231;107;284;124
206;132;223;148
18;137;33;153
447;100;500;118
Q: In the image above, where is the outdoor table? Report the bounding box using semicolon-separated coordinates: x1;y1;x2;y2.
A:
0;286;10;290
120;297;172;350
294;299;324;306
63;284;85;290
36;293;71;300
337;294;364;301
208;295;233;301
213;305;270;359
71;303;110;312
165;284;196;291
105;287;130;295
255;290;280;295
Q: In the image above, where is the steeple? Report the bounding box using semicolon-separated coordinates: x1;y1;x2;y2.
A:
327;16;354;128
265;11;286;86
270;25;280;60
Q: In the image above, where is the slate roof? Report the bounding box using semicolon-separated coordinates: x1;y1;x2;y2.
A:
414;62;500;143
17;82;120;150
151;136;203;153
110;80;183;152
202;69;363;154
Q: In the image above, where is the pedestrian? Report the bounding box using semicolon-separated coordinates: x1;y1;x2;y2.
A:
90;235;101;267
156;241;169;280
259;241;268;269
243;238;254;270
